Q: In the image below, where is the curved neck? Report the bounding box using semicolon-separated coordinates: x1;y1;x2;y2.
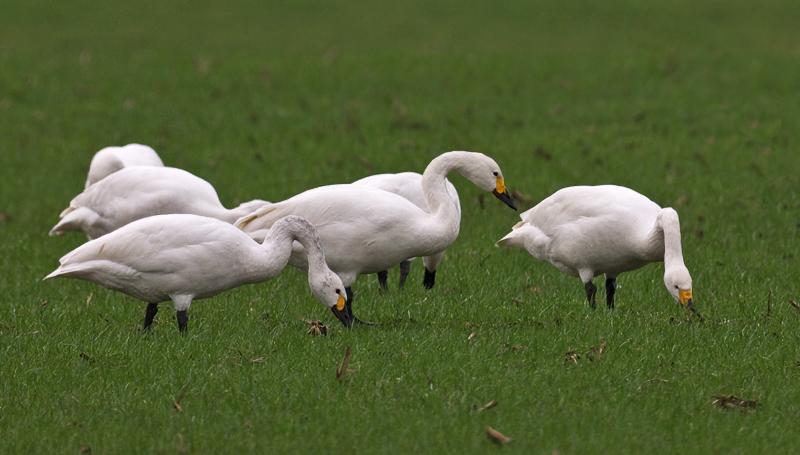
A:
259;217;329;278
657;208;685;270
421;152;467;228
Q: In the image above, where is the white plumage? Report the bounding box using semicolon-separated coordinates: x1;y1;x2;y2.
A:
352;172;461;290
497;185;694;310
50;166;269;239
45;214;350;331
236;151;516;322
84;143;164;188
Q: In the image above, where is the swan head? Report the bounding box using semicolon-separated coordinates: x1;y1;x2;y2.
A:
664;266;693;309
455;152;516;210
309;271;352;328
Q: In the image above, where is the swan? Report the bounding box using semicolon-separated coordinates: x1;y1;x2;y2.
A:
50;166;269;239
352;172;461;290
235;151;516;323
44;214;351;332
85;143;164;188
496;185;694;311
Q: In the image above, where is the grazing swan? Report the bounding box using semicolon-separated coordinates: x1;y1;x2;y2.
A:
496;185;694;311
236;151;516;323
85;143;164;188
352;172;461;290
50;166;269;239
45;214;351;332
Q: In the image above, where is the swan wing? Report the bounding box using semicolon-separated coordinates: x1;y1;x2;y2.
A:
236;184;443;274
47;214;259;300
521;185;662;274
353;172;460;215
61;167;226;236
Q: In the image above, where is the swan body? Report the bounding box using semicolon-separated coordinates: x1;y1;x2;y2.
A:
45;214;350;331
497;185;694;310
236;151;516;322
85;143;164;188
50;166;269;239
352;172;461;289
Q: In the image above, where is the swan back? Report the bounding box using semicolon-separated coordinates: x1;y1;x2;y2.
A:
85;144;164;188
235;184;452;276
509;185;663;276
47;214;270;302
353;172;461;216
52;166;233;239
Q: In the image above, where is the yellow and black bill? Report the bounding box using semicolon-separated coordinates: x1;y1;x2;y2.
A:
679;289;694;309
330;293;353;328
492;176;517;210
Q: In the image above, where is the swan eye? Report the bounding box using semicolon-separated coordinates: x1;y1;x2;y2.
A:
492;171;499;177
674;285;679;289
335;288;341;294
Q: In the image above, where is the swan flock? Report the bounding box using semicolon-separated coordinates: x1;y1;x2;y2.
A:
45;144;696;333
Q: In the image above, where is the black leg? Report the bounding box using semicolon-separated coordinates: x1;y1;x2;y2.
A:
377;271;389;292
585;281;597;309
398;260;411;289
605;277;617;309
423;268;436;290
176;310;189;333
143;303;158;331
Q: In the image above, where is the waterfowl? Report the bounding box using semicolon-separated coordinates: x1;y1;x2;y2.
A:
496;185;694;311
352;172;461;290
45;214;350;331
50;166;269;239
85;143;164;188
236;151;516;323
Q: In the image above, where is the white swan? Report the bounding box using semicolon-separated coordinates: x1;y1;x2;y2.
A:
50;166;269;239
496;185;694;311
236;151;516;322
352;172;461;290
45;214;350;332
85;143;164;188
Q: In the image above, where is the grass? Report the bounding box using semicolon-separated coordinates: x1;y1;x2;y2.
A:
1;0;799;452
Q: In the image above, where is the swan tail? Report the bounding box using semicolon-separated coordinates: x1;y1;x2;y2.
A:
496;229;524;249
234;203;280;231
44;263;90;280
229;199;272;220
49;207;100;237
235;199;271;213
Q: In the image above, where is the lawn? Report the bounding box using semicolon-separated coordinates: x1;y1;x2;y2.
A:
1;0;799;453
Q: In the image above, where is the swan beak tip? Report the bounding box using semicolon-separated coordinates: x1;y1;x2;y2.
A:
492;189;517;210
331;304;354;328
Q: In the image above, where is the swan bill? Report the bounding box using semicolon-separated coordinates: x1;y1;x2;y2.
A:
678;289;692;306
331;302;354;328
492;189;517;210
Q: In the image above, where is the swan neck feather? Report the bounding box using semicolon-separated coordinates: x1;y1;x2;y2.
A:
658;208;685;269
421;152;466;229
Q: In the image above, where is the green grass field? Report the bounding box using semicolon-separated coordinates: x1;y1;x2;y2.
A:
2;1;799;452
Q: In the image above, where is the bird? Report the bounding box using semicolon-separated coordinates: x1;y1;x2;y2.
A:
50;166;269;239
84;143;164;188
496;185;694;311
352;172;461;290
44;214;351;332
235;151;516;323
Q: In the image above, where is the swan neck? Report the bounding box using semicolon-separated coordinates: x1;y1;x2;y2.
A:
658;209;685;269
421;152;463;224
263;217;329;277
